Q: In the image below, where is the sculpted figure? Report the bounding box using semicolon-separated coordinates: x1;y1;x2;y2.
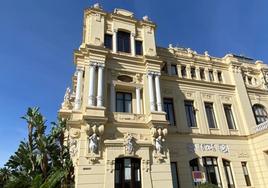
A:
155;135;164;154
89;133;99;154
125;134;134;154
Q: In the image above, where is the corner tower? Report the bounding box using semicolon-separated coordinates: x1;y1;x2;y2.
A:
59;3;172;188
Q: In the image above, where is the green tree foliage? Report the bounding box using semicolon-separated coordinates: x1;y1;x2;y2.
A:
0;108;74;188
196;182;220;188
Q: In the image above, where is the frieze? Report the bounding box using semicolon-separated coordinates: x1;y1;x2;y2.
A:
187;143;230;154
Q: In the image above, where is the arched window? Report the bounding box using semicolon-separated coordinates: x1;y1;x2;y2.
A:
223;159;235;188
117;31;130;53
252;104;268;124
115;158;141;188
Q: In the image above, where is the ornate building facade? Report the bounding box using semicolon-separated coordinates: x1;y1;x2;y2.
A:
59;3;268;188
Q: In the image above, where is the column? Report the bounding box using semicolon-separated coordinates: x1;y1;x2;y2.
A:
213;70;219;83
167;62;172;75
204;68;209;81
88;63;96;106
97;64;105;107
131;32;135;56
110;82;115;112
155;73;163;112
196;67;201;80
245;75;249;85
186;65;191;79
74;67;83;110
136;87;141;114
147;72;155;111
177;65;182;78
112;29;117;53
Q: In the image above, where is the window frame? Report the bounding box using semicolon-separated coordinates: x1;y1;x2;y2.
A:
205;102;218;129
252;104;268;124
223;104;236;130
163;98;176;126
135;40;143;55
181;65;187;78
117;30;131;53
223;159;235;188
104;33;113;50
171;64;178;75
241;162;251;186
190;67;196;79
116;92;132;113
184;100;197;127
209;70;214;81
202;157;222;187
171;162;180;188
200;68;205;80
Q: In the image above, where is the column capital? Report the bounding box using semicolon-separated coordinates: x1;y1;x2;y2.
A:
97;63;105;68
131;32;136;37
76;66;84;72
89;62;98;67
113;28;118;33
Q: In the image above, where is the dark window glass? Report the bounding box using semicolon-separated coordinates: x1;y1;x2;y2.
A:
200;68;205;80
115;158;141;188
209;70;214;81
205;102;217;128
218;71;223;82
117;31;130;53
104;34;112;49
116;92;132;113
203;157;221;187
252;104;268;124
248;77;252;85
224;104;236;129
161;62;168;74
184;101;197;127
189;158;199;186
171;162;180;188
181;65;187;77
164;98;176;126
223;160;235;188
241;162;251;186
135;40;143;55
191;67;196;79
171;65;178;75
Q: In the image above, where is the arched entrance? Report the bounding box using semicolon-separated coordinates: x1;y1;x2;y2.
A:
115;157;141;188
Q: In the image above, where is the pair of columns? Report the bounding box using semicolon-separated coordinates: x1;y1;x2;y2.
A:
74;63;105;110
88;63;105;107
147;71;162;112
110;82;142;114
112;29;136;56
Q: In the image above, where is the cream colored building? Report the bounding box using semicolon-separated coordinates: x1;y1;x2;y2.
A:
59;3;268;188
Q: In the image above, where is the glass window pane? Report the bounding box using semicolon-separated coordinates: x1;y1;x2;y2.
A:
171;162;179;188
125;100;132;113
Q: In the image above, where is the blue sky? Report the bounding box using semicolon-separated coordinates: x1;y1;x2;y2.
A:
0;0;268;167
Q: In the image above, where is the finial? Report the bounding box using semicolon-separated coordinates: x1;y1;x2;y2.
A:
168;44;173;48
143;15;149;21
204;51;209;57
92;3;102;9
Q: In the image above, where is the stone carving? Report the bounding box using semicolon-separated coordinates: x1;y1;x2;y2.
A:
69;138;78;157
143;15;149;21
151;127;168;162
106;160;115;173
86;123;104;162
61;87;72;110
124;134;135;155
114;8;134;17
187;143;230;154
92;3;102;10
89;133;99;154
142;160;150;172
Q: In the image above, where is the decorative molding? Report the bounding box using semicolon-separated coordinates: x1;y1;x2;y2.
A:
151;127;168;163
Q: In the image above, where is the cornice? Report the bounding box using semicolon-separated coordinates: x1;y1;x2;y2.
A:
161;76;236;91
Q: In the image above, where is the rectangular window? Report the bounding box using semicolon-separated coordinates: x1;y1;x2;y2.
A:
248;77;252;85
203;157;221;187
241;162;251;186
223;160;235;188
184;100;197;127
224;104;236;129
209;70;214;81
205;102;217;128
191;67;196;79
218;71;223;83
116;92;132;113
171;162;180;188
181;65;186;78
171;64;178;75
164;98;176;126
200;68;205;80
104;34;113;49
135;40;143;55
117;31;130;53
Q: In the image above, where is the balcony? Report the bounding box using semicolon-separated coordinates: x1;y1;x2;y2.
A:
253;120;268;133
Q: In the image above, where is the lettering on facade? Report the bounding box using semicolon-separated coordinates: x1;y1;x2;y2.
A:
187;143;230;154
